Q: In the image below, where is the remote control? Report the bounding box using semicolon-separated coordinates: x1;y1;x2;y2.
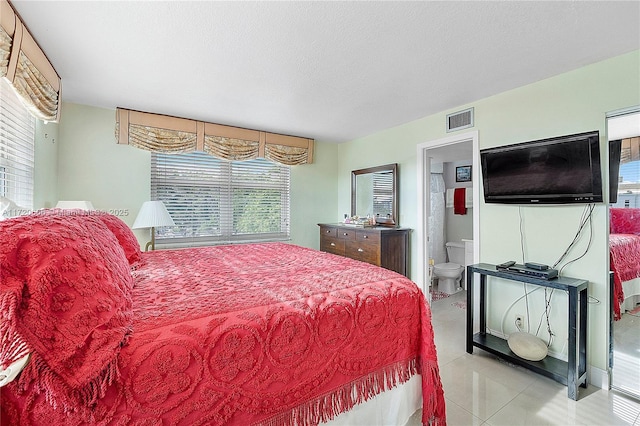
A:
496;260;516;269
524;262;549;271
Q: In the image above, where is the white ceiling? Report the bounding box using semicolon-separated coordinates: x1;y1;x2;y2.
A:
11;1;640;143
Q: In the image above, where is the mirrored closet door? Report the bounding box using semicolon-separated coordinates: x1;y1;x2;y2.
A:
608;109;640;399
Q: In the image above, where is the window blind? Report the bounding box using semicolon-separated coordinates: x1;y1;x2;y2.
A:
151;152;290;245
0;77;35;211
373;171;393;218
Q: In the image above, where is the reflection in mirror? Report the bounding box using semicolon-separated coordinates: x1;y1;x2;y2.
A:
351;164;398;225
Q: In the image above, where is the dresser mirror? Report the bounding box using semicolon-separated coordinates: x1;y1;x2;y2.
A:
351;163;398;225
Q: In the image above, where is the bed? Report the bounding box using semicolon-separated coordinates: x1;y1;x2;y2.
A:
0;210;446;425
609;207;640;321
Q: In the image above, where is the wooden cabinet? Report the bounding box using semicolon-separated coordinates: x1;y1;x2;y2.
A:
318;224;410;277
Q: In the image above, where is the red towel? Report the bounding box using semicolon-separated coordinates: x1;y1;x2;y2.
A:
454;187;467;215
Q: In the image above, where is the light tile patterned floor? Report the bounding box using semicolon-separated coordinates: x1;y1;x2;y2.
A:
405;290;640;426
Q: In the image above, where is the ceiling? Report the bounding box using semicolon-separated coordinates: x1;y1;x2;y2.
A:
11;1;640;143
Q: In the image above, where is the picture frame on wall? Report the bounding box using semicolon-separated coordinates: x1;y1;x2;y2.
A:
456;165;472;182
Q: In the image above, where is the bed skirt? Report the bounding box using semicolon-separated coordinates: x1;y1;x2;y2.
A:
325;375;421;425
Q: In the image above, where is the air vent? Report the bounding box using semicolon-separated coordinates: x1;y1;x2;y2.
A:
446;107;474;132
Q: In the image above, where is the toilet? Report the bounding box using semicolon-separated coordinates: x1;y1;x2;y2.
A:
433;242;466;294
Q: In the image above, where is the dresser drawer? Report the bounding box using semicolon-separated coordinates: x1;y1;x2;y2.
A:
336;228;356;240
320;226;337;238
318;224;410;277
356;230;380;244
320;236;345;255
345;240;380;266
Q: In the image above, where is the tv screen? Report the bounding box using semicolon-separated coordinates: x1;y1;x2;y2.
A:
481;131;602;204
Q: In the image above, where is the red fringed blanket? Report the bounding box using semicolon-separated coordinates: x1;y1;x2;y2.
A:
0;213;133;416
609;234;640;321
609;208;640;321
2;242;446;425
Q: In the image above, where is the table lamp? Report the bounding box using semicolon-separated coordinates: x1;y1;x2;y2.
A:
132;201;175;251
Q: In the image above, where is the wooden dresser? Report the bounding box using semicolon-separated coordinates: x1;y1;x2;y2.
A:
318;224;410;277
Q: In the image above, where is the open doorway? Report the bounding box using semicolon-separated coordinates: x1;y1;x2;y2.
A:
608;108;640;399
416;131;480;307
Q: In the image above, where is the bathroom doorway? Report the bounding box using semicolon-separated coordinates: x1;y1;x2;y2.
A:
416;131;480;309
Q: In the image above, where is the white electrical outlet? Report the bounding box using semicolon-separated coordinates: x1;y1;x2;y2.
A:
515;314;524;329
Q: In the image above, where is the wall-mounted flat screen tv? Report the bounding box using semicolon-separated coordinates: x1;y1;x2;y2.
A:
480;131;602;204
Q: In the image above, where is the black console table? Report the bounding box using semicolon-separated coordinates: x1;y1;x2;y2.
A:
466;263;588;400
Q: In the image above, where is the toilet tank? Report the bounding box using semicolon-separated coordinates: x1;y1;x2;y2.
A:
445;242;465;265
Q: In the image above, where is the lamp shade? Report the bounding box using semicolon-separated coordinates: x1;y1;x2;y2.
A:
132;201;175;229
55;200;95;210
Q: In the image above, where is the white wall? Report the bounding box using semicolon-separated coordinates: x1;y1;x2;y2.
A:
336;50;640;374
443;160;473;244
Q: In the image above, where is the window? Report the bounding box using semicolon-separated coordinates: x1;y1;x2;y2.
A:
0;166;6;197
372;170;394;218
0;78;35;211
151;152;290;245
619;161;640;191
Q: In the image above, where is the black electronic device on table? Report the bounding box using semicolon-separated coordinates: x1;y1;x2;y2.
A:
524;262;549;271
496;260;516;270
506;264;558;280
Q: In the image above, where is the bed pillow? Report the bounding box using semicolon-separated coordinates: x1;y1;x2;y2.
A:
0;212;133;412
96;213;143;265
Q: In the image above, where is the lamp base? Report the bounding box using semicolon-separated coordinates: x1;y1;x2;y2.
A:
144;226;156;251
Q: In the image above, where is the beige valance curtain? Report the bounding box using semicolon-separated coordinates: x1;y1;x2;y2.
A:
116;108;314;166
0;26;10;77
0;0;61;122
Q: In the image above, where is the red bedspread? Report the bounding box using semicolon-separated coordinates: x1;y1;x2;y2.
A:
2;243;445;425
609;234;640;320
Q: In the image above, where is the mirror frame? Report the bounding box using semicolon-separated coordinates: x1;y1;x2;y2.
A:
351;163;398;226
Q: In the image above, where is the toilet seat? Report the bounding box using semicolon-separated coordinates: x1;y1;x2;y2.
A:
434;262;462;271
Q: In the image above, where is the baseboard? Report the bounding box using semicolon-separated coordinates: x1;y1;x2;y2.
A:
588;366;609;389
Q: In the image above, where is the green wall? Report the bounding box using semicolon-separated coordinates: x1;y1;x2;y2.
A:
33;120;58;209
55;103;338;248
337;50;640;376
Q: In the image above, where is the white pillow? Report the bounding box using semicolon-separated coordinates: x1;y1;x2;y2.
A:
0;196;10;218
507;332;548;361
0;196;27;219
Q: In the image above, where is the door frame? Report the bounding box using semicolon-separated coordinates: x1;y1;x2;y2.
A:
416;130;480;298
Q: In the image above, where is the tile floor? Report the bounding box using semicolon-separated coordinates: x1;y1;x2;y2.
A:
406;290;640;426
